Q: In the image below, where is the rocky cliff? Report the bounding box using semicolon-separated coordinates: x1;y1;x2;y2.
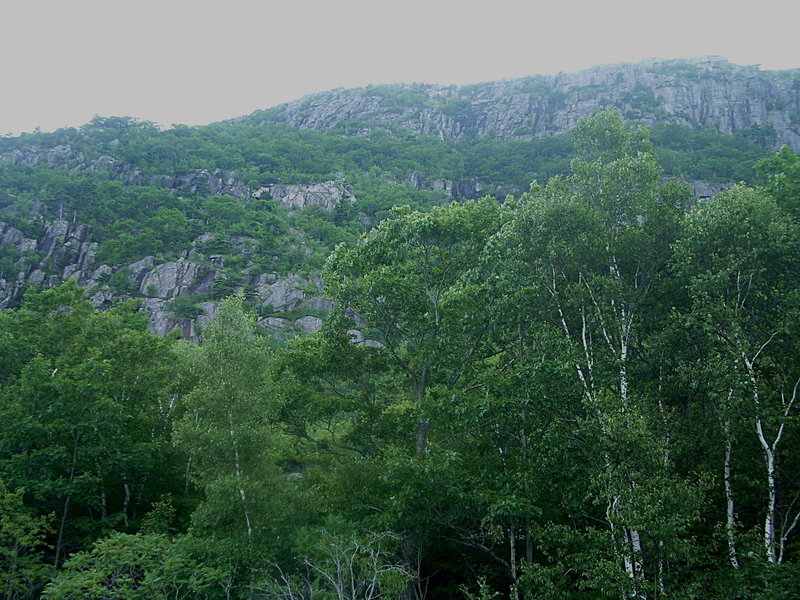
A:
1;140;356;205
0;219;337;342
254;56;800;151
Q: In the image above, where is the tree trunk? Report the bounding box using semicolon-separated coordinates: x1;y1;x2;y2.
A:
629;527;645;599
723;418;740;569
228;409;252;539
757;420;777;564
122;483;131;528
415;419;431;457
745;355;778;564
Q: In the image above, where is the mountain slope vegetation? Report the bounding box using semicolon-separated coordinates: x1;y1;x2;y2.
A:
1;58;793;334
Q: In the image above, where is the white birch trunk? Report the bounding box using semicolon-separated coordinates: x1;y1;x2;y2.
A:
629;528;645;599
744;355;778;563
723;418;740;569
756;417;777;564
553;262;647;596
228;409;252;539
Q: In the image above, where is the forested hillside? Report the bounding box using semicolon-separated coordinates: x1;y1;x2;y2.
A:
1;58;800;599
1;58;794;338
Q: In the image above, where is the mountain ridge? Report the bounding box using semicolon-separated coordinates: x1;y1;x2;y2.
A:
247;56;800;150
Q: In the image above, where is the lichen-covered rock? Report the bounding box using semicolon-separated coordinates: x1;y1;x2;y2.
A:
0;219;336;341
347;329;365;343
153;169;250;198
259;316;294;336
430;179;482;199
255;273;318;312
137;298;176;338
253;180;355;211
691;181;735;201
127;256;155;277
295;315;323;333
0;223;24;249
88;287;115;309
304;296;334;314
138;260;213;298
258;57;800;151
26;269;46;287
194;302;220;333
37;220;70;257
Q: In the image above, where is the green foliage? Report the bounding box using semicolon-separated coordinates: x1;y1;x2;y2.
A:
619;82;663;115
645;60;702;80
107;267;139;294
440;97;471;117
0;91;776;297
460;576;500;600
756;144;800;216
173;295;296;569
651;122;770;181
0;478;53;600
0;281;186;570
364;84;431;109
325;197;506;455
42;533;224;600
254;516;413;600
165;294;207;319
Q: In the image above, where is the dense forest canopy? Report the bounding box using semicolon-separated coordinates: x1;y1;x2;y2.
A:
1;105;799;599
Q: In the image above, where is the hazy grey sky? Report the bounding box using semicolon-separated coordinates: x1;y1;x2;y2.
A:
1;0;798;135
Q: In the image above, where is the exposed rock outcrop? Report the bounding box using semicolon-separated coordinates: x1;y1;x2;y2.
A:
0;220;334;342
148;169;249;198
691;181;735;201
256;57;800;151
253;179;356;211
138;260;217;298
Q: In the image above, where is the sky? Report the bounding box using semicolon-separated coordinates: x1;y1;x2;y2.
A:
1;0;798;135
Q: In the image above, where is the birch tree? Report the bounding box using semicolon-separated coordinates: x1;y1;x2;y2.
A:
0;281;181;569
174;294;293;564
675;185;800;566
254;517;413;600
493;109;700;599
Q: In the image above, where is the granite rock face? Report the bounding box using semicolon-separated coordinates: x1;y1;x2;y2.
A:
253;180;356;211
257;57;800;151
4;58;797;208
0;220;334;342
0;220;100;307
148;169;250;199
138;260;216;298
691;181;735;201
